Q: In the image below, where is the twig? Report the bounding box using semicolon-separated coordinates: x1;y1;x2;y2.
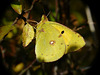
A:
41;63;45;75
22;0;39;23
0;46;5;59
53;66;58;75
0;46;8;68
18;59;36;75
12;17;19;26
85;6;99;48
60;70;68;75
27;19;38;24
73;26;85;31
25;0;39;12
55;0;59;21
30;0;38;11
46;11;51;17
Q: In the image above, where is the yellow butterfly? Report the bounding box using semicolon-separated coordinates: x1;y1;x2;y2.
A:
35;15;85;62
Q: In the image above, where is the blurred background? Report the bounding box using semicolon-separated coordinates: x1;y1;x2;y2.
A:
0;0;100;75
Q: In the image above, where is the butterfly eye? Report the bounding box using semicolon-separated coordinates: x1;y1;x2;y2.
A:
61;30;64;34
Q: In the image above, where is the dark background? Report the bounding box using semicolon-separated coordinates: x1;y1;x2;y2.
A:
0;0;12;75
0;0;100;75
82;0;100;75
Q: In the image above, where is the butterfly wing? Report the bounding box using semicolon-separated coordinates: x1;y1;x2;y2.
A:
35;21;66;62
48;21;85;54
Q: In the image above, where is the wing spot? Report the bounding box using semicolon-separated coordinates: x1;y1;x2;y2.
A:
67;45;69;46
41;53;43;55
61;30;64;34
51;54;54;56
75;32;77;34
58;34;62;38
38;28;44;32
49;40;56;45
61;43;63;45
78;35;80;37
58;30;64;38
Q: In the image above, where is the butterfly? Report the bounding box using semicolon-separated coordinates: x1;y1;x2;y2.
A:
35;15;85;62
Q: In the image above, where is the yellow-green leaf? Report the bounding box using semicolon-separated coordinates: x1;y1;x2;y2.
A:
11;4;22;14
0;25;14;41
22;23;34;47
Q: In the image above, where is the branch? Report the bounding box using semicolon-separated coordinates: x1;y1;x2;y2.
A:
18;59;36;75
25;0;39;12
